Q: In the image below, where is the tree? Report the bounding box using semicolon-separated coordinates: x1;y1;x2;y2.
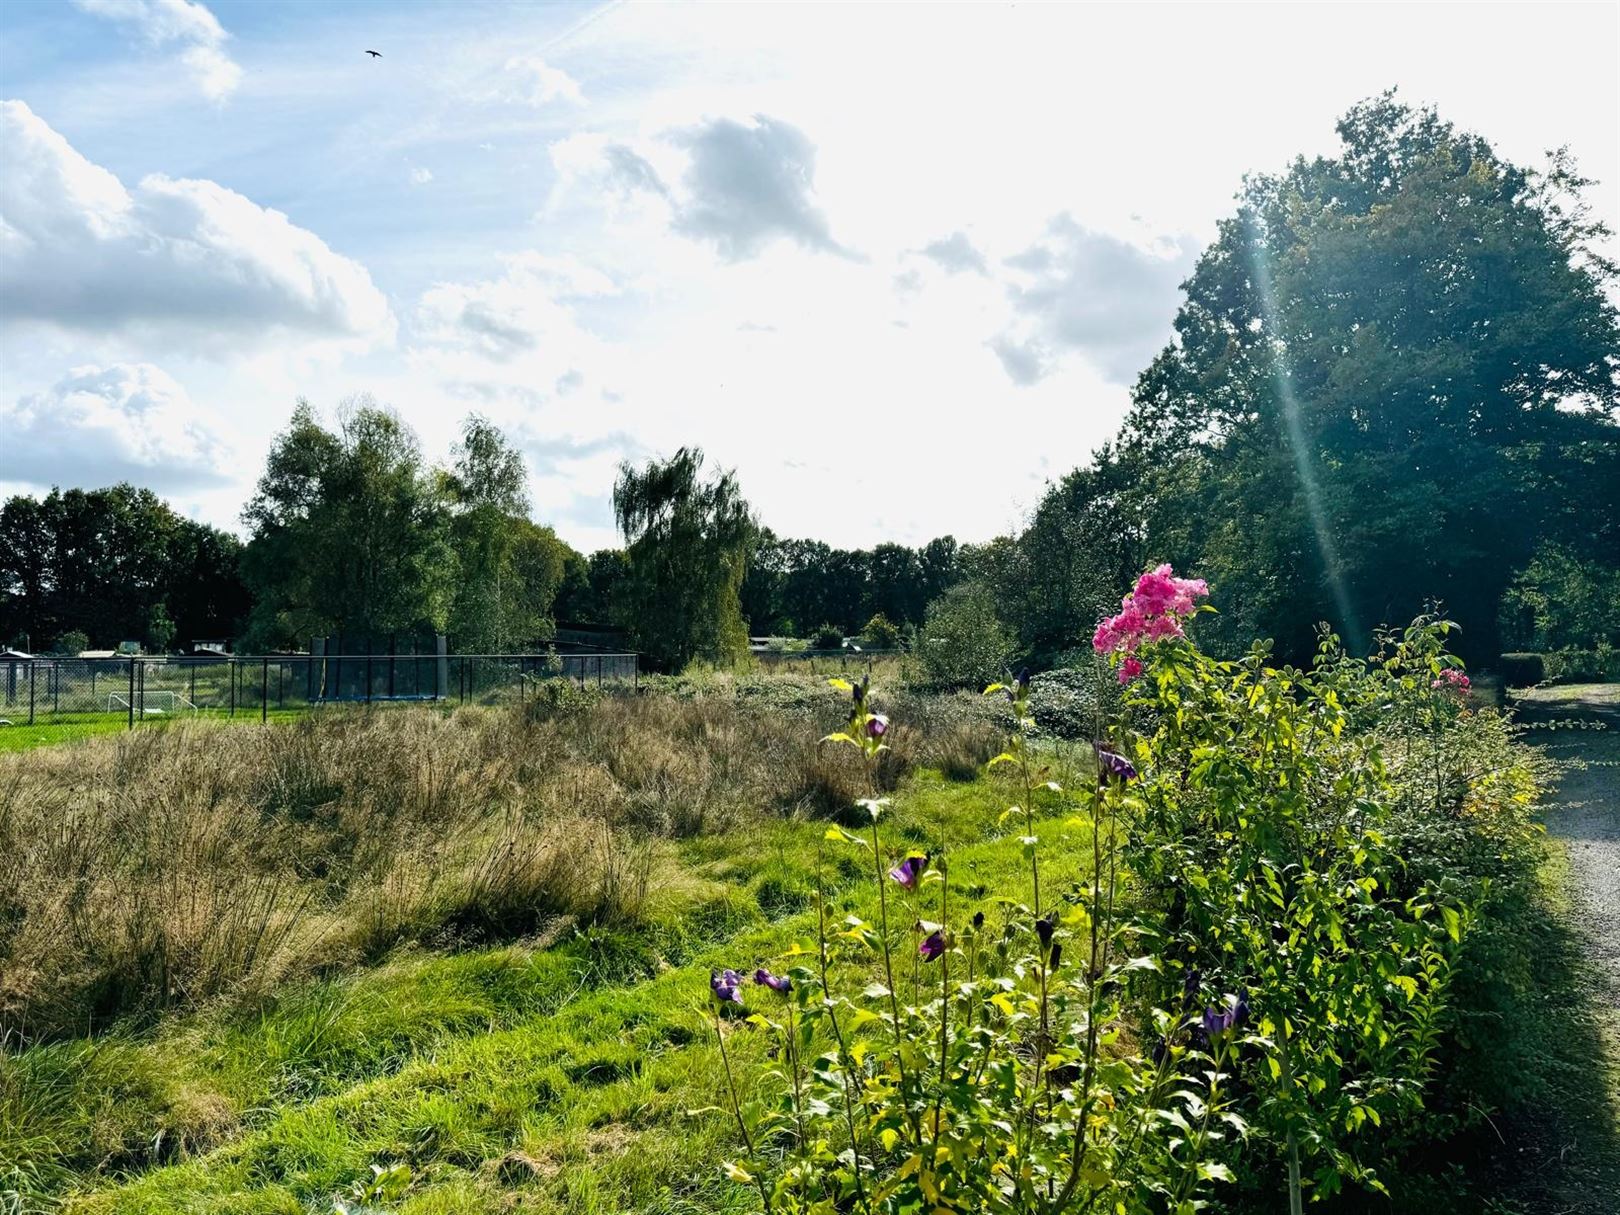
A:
0;485;246;650
442;415;564;650
613;448;756;670
145;603;176;653
241;398;454;650
916;581;1014;689
53;630;89;656
1106;93;1619;662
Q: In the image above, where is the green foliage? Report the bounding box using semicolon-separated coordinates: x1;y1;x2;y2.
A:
807;623;843;650
916;581;1013;689
0;485;248;651
241;399;457;649
144;602;176;653
713;579;1547;1212
51;630;88;657
1056;94;1620;665
740;531;962;637
1027;664;1118;739
1500;646;1620;686
859;613;903;651
1500;544;1620;653
614;447;756;671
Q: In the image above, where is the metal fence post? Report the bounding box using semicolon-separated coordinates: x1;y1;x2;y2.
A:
262;656;269;723
126;659;134;729
229;660;236;718
367;653;374;704
29;661;36;726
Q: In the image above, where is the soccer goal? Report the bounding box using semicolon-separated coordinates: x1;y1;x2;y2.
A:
105;690;198;716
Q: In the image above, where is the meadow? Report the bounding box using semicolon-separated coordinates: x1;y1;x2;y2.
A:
0;630;1614;1215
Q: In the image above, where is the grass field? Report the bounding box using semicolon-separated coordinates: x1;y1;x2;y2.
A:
2;672;1614;1214
0;690;1085;1213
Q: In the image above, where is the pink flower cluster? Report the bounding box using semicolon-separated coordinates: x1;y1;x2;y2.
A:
1093;564;1209;683
1431;669;1471;693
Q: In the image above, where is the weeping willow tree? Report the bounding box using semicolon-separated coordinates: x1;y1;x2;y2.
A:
613;447;756;670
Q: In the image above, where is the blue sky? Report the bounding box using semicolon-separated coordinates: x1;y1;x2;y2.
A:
2;0;1616;551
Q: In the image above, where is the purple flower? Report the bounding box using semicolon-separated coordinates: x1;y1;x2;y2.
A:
753;968;791;993
971;910;985;931
888;853;928;889
1200;993;1249;1039
1048;940;1062;972
1182;967;1202;1005
1016;668;1030;694
919;929;946;961
1035;917;1055;949
866;714;889;739
710;968;744;1005
1095;746;1138;782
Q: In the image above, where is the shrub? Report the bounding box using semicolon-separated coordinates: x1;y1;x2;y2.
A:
915;581;1013;690
705;570;1532;1212
1498;646;1619;686
859;613;904;651
808;624;844;651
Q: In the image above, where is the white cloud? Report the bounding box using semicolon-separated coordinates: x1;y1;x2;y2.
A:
0;101;393;351
670;114;853;262
73;0;242;101
415;251;618;361
410;165;434;185
995;216;1195;385
918;231;988;276
504;55;585;107
1;362;234;492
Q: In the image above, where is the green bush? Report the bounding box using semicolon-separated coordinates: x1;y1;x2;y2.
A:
1498;646;1618;686
705;574;1541;1212
915;581;1013;690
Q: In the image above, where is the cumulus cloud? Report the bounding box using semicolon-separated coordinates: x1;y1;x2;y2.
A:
409;165;433;185
416;251;617;361
0;101;393;349
995;215;1193;384
505;55;585;107
0;363;233;492
919;231;988;275
73;0;242;101
670;114;852;261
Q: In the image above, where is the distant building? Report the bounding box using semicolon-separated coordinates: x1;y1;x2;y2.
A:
78;649;117;659
190;640;230;656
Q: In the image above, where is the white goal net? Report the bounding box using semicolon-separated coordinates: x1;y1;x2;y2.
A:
105;690;198;716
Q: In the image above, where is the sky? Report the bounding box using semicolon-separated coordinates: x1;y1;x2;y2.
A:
2;0;1616;553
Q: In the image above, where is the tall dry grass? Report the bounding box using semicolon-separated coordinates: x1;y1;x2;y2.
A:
0;678;1004;1042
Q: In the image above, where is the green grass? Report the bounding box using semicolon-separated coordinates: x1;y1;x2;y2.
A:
0;705;399;753
3;769;1083;1214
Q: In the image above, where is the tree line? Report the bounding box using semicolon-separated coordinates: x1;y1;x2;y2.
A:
3;94;1616;673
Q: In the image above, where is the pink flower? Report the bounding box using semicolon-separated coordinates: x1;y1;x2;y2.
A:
1093;564;1208;677
1431;669;1471;693
1144;614;1184;643
1132;566;1179;616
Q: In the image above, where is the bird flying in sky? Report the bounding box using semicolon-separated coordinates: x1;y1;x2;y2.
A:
365;50;381;58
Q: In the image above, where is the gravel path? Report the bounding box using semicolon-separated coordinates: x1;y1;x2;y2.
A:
1525;686;1620;1022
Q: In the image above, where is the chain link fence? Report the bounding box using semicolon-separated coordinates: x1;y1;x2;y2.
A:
0;652;639;730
